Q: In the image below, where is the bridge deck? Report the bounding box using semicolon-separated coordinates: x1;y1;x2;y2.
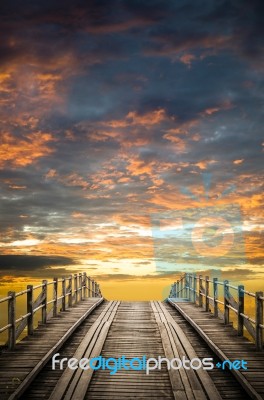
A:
168;300;264;400
0;299;262;399
0;297;104;400
87;301;173;399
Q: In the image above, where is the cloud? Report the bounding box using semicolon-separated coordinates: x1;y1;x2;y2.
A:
179;53;196;66
0;0;262;283
0;132;56;168
233;159;244;165
0;255;76;272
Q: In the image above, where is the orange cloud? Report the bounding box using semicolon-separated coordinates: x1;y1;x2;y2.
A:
203;107;220;115
103;108;168;129
113;214;151;228
126;158;154;176
118;177;131;183
88;130;120;142
126;109;167;125
0;132;55;168
162;134;186;152
9;185;27;190
145;35;232;59
59;173;89;190
71;212;87;219
0;52;79;127
200;101;233;117
45;169;57;179
163;119;199;136
192;133;201;141
195;160;218;170
162;119;199;149
179;53;196;66
78;109;170;149
44;169;90;190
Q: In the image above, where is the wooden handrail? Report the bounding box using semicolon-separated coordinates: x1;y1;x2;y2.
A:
169;272;264;351
0;272;102;350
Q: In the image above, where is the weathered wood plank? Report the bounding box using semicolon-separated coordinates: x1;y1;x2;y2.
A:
153;301;223;400
168;300;263;400
1;298;104;400
49;301;119;400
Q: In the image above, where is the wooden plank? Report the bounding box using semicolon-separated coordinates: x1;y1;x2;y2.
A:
155;301;222;400
87;301;173;399
154;303;202;400
168;299;262;400
49;301;119;400
67;321;112;400
49;317;113;396
151;302;190;400
164;301;257;400
7;298;104;400
158;322;188;400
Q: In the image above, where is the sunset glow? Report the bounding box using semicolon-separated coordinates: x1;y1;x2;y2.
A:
0;0;263;300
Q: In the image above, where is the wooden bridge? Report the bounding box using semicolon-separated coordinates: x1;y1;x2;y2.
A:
0;272;263;399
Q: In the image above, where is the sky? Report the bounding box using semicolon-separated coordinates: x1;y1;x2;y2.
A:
0;0;263;299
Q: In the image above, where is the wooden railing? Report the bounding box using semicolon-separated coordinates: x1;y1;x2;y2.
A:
0;273;102;350
169;272;264;351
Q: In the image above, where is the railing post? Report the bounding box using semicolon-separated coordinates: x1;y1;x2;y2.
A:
185;274;188;298
255;291;263;351
224;280;229;325
68;275;73;307
237;285;244;336
176;280;179;297
189;274;192;300
193;274;197;303
53;278;58;317
79;273;83;300
8;291;16;350
205;276;209;312
92;280;95;297
74;274;78;303
42;280;47;324
27;285;34;335
199;275;203;307
83;272;87;298
180;277;183;298
173;282;176;297
62;278;66;311
213;278;218;318
88;277;91;297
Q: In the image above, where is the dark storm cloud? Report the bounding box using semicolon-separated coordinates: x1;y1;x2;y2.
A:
1;0;263;64
0;255;76;270
0;0;263;278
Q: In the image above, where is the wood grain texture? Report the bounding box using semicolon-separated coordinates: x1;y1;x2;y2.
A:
168;300;264;400
0;298;103;400
0;299;262;399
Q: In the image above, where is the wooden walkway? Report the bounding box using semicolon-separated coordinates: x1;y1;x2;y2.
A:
0;298;104;399
0;299;263;399
168;300;264;400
